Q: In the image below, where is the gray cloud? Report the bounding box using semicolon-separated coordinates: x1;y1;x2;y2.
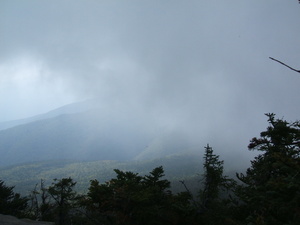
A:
0;0;300;158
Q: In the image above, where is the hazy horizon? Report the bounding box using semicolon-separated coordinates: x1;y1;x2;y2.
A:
1;1;300;161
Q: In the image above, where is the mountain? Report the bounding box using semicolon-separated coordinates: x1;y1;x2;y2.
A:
0;109;153;166
0;99;198;167
134;130;197;160
0;99;99;131
0;100;248;199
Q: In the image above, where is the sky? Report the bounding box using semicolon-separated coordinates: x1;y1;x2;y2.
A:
0;0;300;159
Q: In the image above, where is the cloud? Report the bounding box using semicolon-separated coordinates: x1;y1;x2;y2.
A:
0;55;75;120
0;0;300;157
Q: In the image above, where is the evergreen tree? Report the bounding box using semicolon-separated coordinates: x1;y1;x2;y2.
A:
200;144;225;208
48;177;79;225
235;113;300;224
198;144;236;224
0;180;28;217
83;166;193;225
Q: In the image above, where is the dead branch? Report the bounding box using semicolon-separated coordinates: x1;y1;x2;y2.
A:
269;57;300;73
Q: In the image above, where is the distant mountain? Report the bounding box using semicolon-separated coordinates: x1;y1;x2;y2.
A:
134;130;197;160
0;99;99;131
0;110;152;166
0;99;199;167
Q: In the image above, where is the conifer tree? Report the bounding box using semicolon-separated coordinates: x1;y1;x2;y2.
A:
200;144;234;208
200;144;225;208
83;167;192;225
198;144;236;225
236;113;300;224
0;180;28;217
48;177;79;225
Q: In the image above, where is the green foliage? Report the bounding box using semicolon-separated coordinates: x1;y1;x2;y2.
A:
236;113;300;224
197;145;236;225
0;180;28;217
47;177;80;225
27;177;81;224
83;166;193;225
4;113;300;225
200;144;225;206
0;154;203;196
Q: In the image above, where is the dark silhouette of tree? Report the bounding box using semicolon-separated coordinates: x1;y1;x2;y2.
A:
82;166;193;225
198;144;236;224
200;144;225;208
0;180;28;217
48;177;79;225
28;179;52;221
235;113;300;224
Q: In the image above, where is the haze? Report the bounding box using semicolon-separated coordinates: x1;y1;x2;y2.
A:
1;1;300;161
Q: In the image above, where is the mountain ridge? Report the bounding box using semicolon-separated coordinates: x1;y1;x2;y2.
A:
0;100;197;167
0;99;99;131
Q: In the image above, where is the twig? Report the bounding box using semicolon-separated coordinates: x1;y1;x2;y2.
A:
269;57;300;73
179;180;200;208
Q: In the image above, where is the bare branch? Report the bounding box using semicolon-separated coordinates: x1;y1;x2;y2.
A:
179;180;200;209
269;57;300;74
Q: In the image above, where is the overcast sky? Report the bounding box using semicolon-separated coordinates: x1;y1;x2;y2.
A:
1;0;300;158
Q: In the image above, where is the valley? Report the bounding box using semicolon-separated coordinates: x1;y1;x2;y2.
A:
0;153;204;196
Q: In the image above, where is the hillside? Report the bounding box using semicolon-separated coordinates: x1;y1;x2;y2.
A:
0;153;204;195
0;99;99;131
0;109;155;166
0;100;245;197
0;99;199;167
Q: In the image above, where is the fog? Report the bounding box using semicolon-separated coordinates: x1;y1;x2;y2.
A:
1;1;300;162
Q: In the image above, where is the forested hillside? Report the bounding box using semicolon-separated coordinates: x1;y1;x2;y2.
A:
1;114;299;225
0;153;205;195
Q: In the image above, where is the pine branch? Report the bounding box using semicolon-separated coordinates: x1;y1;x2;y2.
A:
269;57;300;73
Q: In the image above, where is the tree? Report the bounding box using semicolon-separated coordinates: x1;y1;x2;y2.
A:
0;180;28;217
200;144;225;208
48;177;79;225
28;179;52;221
83;166;193;225
198;144;236;224
236;113;300;224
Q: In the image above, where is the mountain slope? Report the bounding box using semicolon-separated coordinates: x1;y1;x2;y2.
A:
0;109;153;166
0;99;99;131
0;153;204;195
0;99;201;167
134;130;197;160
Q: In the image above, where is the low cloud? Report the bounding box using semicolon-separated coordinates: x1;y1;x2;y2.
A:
0;0;300;157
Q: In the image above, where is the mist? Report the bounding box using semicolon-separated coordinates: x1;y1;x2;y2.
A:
1;0;300;165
